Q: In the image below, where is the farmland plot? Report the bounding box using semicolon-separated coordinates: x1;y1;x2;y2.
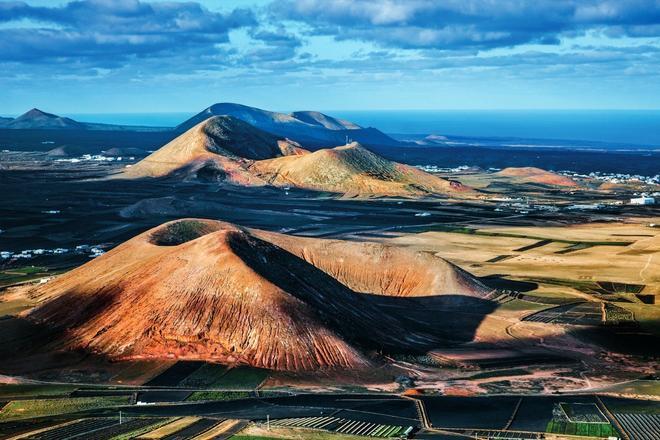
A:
560;403;608;423
270;416;412;437
23;418;118;439
615;413;660;440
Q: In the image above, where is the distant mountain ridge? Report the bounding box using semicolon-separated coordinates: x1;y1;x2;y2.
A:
1;104;401;149
176;103;401;148
2;108;85;130
0;108;169;132
121;117;470;197
120;116;304;185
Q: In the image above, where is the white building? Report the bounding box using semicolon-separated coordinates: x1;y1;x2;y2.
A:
630;196;655;205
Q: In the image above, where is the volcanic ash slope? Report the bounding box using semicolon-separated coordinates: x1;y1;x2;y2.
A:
27;219;494;371
250;142;470;197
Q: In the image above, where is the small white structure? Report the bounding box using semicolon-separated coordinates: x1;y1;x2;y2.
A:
89;247;105;258
630;196;655;205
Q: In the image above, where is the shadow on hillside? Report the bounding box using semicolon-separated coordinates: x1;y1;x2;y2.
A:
227;231;499;354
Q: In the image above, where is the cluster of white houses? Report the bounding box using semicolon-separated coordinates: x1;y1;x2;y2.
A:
629;195;656;205
1;244;105;260
563;170;660;186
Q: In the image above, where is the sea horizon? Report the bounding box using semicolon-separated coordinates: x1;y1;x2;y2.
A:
3;108;660;149
63;109;660;149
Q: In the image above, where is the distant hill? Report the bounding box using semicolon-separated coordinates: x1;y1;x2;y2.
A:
250;142;471;197
123;119;470;197
101;147;148;157
120;115;302;184
28;219;495;370
0;108;169;132
46;145;90;157
496;167;578;187
290;110;361;130
1;108;86;130
176;103;401;148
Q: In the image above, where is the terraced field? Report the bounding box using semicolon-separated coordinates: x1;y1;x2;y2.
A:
160;418;222;439
615;413;660;440
270;416;413;437
84;417;165;440
523;302;603;325
23;418;118;440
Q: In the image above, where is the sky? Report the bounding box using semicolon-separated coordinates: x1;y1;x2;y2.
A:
1;0;660;114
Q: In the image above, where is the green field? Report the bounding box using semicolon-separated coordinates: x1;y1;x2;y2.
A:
186;390;251;402
178;363;228;387
232;432;367;440
202;366;269;390
0;384;79;399
0;396;129;421
495;299;549;312
0;266;55;288
546;420;617;437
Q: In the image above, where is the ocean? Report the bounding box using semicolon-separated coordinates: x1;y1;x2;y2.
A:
331;110;660;150
63;110;660;151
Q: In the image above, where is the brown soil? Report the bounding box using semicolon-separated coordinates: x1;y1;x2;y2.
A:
496;167;578;187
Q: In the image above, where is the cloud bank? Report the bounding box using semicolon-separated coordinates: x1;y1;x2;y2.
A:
1;0;659;111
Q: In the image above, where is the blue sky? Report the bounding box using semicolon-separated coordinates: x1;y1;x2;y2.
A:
1;0;660;113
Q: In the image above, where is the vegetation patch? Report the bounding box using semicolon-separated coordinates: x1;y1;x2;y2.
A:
0;266;56;288
178;363;228;387
546;420;617;437
525;277;645;300
149;220;220;246
0;384;78;399
206;366;269;390
604;303;635;324
0;396;129;421
186;391;251;402
143;361;205;386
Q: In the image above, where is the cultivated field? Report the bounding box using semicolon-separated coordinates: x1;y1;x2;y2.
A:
391;221;660;296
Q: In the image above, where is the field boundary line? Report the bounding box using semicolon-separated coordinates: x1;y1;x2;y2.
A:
401;395;431;429
503;396;523;430
595;395;630;440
